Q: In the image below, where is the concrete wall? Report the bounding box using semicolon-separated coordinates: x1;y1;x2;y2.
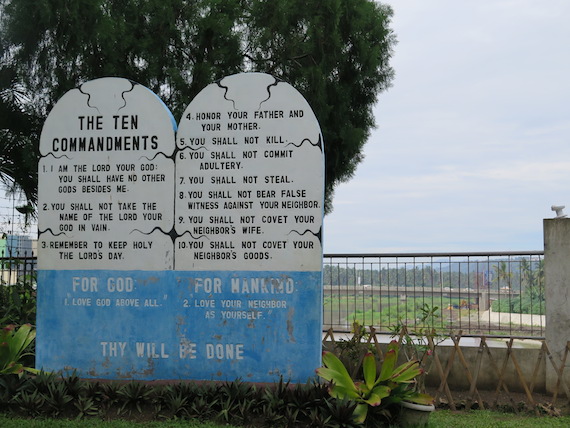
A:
544;218;570;393
424;344;545;393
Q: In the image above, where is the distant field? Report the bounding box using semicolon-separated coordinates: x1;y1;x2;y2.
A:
323;294;463;331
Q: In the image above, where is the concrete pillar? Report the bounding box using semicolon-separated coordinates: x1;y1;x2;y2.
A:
479;291;489;311
544;218;570;393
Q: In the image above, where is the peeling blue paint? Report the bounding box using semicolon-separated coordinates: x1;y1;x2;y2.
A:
36;270;322;382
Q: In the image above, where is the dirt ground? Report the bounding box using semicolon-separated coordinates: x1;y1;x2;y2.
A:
426;386;570;416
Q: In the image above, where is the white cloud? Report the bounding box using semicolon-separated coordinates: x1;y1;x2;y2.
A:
324;1;570;257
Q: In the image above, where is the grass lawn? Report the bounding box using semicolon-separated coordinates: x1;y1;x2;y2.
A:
430;410;570;427
3;410;570;428
0;416;238;428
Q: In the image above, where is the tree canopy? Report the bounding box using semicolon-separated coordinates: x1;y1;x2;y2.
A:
0;0;395;213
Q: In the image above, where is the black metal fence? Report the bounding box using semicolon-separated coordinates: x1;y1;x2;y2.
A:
1;251;546;337
0;251;37;325
0;251;36;287
323;252;545;338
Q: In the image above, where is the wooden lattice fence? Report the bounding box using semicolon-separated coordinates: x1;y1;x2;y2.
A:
322;326;570;415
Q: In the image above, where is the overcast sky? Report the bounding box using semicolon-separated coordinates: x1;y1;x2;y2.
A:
323;0;570;254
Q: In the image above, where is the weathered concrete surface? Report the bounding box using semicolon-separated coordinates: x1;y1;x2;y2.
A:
424;343;545;393
479;309;545;327
544;218;570;393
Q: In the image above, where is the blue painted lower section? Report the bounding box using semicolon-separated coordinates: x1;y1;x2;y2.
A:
36;270;322;383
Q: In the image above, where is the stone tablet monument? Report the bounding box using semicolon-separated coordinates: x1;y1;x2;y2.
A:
37;78;176;270
37;74;324;382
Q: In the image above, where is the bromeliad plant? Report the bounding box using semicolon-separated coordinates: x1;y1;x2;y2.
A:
0;323;39;376
317;340;433;423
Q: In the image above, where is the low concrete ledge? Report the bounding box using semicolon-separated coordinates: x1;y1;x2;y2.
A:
479;309;545;328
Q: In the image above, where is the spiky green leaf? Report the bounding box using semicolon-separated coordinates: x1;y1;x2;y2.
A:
320;351;357;390
353;403;368;423
328;384;360;400
404;392;435;405
379;348;397;381
363;385;391;406
362;352;377;389
11;324;35;357
390;360;422;383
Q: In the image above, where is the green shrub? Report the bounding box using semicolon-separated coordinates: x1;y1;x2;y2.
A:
0;275;37;326
0;324;38;376
492;295;545;315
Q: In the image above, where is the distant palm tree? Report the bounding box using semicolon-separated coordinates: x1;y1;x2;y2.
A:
521;258;544;300
494;261;513;289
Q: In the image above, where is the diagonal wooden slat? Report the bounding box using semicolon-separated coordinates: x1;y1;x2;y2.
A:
508;344;537;414
322;327;336;344
544;341;570;405
493;338;513;403
465;339;486;410
450;333;485;410
430;335;456;410
366;326;385;362
529;342;546;395
481;337;518;412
